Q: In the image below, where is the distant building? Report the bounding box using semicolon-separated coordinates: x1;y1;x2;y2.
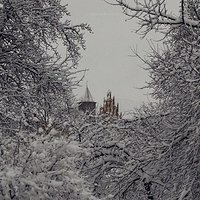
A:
99;91;122;118
78;85;96;115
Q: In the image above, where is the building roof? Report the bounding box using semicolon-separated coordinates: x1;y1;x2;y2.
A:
82;85;94;102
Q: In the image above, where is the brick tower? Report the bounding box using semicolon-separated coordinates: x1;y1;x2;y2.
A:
99;91;121;118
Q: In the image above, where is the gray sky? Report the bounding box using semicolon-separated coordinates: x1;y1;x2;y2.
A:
67;0;178;112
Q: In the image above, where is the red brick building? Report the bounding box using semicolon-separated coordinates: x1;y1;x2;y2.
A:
99;91;121;118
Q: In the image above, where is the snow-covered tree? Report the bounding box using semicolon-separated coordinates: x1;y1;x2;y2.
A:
0;0;90;134
0;1;98;199
110;0;200;34
79;102;198;199
0;125;99;200
101;0;200;199
76;113;161;200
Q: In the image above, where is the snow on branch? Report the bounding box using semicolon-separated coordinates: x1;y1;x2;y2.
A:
110;0;200;35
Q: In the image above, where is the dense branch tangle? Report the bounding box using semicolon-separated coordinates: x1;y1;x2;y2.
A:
0;0;91;133
112;0;200;35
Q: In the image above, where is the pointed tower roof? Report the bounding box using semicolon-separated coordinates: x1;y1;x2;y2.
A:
82;85;94;102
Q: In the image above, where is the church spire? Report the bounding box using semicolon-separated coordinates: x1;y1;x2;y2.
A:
83;84;93;102
78;83;96;115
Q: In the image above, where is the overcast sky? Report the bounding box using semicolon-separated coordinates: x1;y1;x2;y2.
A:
67;0;179;113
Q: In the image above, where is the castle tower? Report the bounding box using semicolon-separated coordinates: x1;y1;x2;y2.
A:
78;85;96;115
99;91;121;118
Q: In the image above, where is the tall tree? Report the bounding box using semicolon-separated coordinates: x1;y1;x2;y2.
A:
0;1;98;199
0;0;91;134
103;0;200;199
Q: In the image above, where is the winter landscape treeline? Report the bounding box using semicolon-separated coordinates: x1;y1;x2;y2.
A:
0;0;199;200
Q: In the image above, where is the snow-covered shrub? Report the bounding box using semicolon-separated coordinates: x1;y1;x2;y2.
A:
0;129;98;200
